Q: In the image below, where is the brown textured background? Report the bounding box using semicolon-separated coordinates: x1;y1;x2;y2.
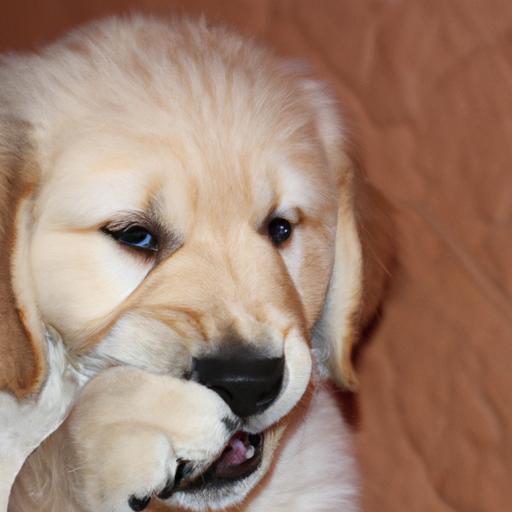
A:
2;1;511;511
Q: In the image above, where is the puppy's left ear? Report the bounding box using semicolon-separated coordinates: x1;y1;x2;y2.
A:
0;118;47;399
305;82;394;390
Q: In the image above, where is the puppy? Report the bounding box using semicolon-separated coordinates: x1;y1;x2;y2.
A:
0;16;393;511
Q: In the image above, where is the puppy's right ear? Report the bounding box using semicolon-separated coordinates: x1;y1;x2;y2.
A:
312;146;394;391
0;118;46;399
296;75;394;390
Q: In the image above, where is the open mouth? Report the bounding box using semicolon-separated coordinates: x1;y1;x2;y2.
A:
158;431;264;500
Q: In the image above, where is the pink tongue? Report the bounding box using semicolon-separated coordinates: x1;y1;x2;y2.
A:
215;437;248;474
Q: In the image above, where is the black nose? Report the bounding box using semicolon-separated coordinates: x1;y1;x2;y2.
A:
191;348;285;418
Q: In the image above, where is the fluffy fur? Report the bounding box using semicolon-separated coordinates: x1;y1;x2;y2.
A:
0;16;393;512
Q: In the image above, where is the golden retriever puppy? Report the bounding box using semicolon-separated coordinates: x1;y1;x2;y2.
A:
0;16;392;512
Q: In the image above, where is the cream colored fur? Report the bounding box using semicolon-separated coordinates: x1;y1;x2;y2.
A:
0;16;392;512
11;371;359;512
0;332;83;511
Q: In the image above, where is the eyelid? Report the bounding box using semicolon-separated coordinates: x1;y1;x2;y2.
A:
100;214;185;263
101;213;160;253
101;224;157;249
272;207;300;225
102;213;153;233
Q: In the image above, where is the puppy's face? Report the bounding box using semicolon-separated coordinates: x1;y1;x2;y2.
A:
28;106;337;361
7;19;363;509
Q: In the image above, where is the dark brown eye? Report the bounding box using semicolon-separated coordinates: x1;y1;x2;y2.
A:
268;217;292;245
102;225;158;251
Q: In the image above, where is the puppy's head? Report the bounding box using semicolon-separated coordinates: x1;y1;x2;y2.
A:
0;17;392;509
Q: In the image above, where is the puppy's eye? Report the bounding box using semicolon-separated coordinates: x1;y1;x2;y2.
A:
268;218;292;245
103;225;158;251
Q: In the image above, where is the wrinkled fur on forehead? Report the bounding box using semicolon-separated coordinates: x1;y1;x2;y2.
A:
0;16;345;183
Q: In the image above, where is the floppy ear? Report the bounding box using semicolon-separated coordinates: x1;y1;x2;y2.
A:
312;146;394;390
0;118;47;399
353;165;396;335
301;75;394;389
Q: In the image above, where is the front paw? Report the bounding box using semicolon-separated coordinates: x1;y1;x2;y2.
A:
66;367;239;512
78;423;175;511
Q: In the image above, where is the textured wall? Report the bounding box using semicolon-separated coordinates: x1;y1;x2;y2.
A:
2;2;511;511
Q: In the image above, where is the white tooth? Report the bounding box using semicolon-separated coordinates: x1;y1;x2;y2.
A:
246;446;255;459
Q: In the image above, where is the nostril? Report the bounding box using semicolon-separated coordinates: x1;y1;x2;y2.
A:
255;374;283;409
192;350;285;418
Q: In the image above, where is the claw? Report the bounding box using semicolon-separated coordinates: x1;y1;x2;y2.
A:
128;495;151;511
157;479;174;500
